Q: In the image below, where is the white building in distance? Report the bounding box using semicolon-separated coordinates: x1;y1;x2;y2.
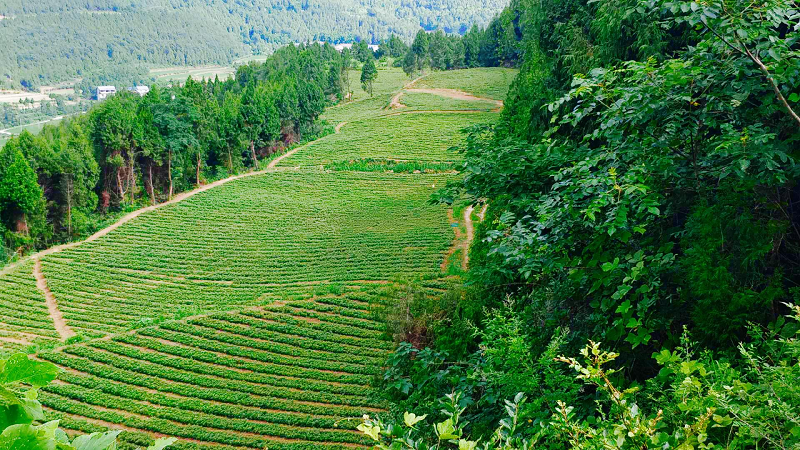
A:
128;86;150;97
293;42;380;53
96;86;116;100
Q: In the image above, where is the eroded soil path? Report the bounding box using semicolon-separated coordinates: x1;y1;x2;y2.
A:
389;91;405;109
405;88;504;109
462;205;475;270
34;259;75;340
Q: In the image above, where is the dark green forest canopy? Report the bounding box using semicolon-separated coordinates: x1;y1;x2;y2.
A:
376;0;800;447
0;0;508;89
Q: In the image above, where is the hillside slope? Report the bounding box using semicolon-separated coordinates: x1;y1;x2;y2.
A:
0;67;513;449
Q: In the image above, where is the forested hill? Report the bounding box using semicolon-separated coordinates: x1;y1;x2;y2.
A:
0;0;506;90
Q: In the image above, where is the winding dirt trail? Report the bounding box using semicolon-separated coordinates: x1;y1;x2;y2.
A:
441;205;478;271
405;88;504;108
462;206;475;270
389;91;406;109
386;73;428;110
385;81;504;113
404;73;428;89
478;203;488;221
33;259;75;340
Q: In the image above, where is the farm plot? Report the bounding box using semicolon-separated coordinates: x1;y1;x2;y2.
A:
151;66;236;84
398;92;499;112
277;112;495;167
36;171;453;337
409;68;519;101
37;282;399;450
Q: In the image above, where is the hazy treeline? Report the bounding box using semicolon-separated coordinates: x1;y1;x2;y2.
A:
0;0;507;91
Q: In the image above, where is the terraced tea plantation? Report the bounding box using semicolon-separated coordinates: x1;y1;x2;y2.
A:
39;172;453;338
0;67;511;450
39;283;416;450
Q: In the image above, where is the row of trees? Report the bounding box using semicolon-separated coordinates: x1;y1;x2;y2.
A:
378;0;800;448
400;21;521;77
1;99;90;129
0;43;347;261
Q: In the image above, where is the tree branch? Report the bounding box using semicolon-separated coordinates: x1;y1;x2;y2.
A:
740;43;800;127
701;19;800;127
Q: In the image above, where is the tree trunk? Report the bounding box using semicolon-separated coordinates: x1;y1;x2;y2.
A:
228;150;233;174
65;173;72;238
251;141;259;170
196;152;201;186
149;163;156;205
168;150;173;200
127;151;136;204
116;168;125;201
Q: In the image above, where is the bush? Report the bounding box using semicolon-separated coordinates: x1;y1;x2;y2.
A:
369;305;800;449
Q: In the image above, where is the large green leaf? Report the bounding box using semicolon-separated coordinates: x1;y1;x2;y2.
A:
0;420;60;450
0;355;61;388
71;430;122;450
145;437;177;450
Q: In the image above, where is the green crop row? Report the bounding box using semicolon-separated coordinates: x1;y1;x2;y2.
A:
179;317;388;360
135;325;383;370
237;308;385;339
212;314;391;351
41;393;364;450
55;372;358;426
109;333;373;390
280;300;378;322
39;352;381;417
41;386;369;444
264;302;384;330
61;345;382;408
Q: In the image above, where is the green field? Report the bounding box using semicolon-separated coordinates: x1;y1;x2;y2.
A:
0;67;509;450
410;68;519;100
1;114;80;146
151;66;237;84
283;113;495;167
39;172;452;338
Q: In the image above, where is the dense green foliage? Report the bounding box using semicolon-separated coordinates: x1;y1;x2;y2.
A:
365;306;800;448
0;0;508;91
0;43;346;261
375;0;800;447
